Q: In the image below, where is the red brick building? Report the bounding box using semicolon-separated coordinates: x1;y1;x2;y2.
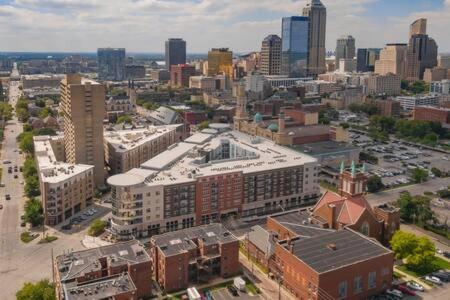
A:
54;240;151;300
170;64;196;87
150;223;240;292
413;105;450;125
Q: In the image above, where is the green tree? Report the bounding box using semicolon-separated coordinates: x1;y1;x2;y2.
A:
24;198;44;227
88;219;107;236
116;115;132;124
16;107;29;122
19;132;35;154
367;175;384;193
339;122;350;129
23;157;38;178
38;107;54;119
397;192;435;225
390;231;435;273
0;102;13;121
25;176;41;198
34;99;46;107
16;279;55;300
431;167;443;178
411;168;428;183
197;120;209;130
33;128;56;136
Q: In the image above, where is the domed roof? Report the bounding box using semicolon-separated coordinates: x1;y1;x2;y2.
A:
253;113;263;123
268;123;279;132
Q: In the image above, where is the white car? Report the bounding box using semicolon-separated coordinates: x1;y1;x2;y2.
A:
425;275;442;285
386;288;403;298
406;281;424;292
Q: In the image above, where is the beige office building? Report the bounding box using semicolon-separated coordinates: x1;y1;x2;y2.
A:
261;34;282;75
60;74;106;186
303;0;327;76
410;18;427;36
438;55;450;69
375;44;407;78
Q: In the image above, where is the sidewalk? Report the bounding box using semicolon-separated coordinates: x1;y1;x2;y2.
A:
82;235;113;248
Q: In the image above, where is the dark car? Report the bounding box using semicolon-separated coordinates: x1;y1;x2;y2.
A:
14;174;18;179
227;285;239;297
432;272;450;282
443;251;450;258
20;222;26;227
62;224;72;230
5;194;11;200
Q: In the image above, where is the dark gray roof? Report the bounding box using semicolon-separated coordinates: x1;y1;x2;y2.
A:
271;210;334;238
149;106;179;125
247;225;275;256
63;273;136;300
56;240;149;282
279;229;391;274
152;223;237;257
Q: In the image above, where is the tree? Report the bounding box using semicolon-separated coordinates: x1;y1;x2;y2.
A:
397;192;435;225
24;198;44;227
38;107;55;119
16;107;29;122
197;120;209;130
23;157;38;179
340;122;350;129
25;176;41;198
33;128;56;136
116;115;132;124
88;219;107;236
390;231;435;273
431;167;443;178
367;175;384;193
19;132;35;154
411;168;428;183
0;102;13;121
16;279;55;300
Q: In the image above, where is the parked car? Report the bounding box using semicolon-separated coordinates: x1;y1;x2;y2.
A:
396;285;416;296
386;288;403;298
425;275;442;285
14;174;18;179
443;251;450;258
0;182;5;187
61;224;72;230
432;272;449;282
5;194;11;200
227;285;239;297
0;204;3;209
406;281;424;292
20;222;26;227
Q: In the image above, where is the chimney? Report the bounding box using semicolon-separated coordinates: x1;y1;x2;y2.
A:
327;243;337;251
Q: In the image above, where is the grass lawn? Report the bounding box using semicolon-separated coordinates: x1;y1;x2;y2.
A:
319;180;338;193
243;276;260;295
38;235;58;244
20;231;38;243
397;257;450;277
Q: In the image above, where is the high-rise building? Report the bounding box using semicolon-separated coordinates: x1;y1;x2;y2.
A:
207;48;233;80
302;0;327;76
261;34;282;75
165;38;186;70
405;18;438;81
357;48;381;72
60;74;105;186
335;35;356;69
97;48;126;81
374;44;407;78
438;54;450;69
281;17;309;77
170;64;196;87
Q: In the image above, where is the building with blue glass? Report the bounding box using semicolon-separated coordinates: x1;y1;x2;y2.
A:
281;16;309;78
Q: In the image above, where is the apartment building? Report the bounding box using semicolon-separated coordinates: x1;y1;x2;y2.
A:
60;74;106;186
54;240;151;300
367;73;401;96
413;105;450;125
189;76;218;92
149;223;240;292
34;136;94;226
107;126;319;240
430;79;450;95
396;94;440;110
104;124;187;174
170;64;196;87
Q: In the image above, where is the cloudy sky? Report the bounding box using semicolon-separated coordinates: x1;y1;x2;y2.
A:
0;0;449;53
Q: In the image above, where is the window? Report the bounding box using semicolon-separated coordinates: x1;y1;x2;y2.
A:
353;276;363;294
368;271;376;289
338;281;347;299
361;221;370;236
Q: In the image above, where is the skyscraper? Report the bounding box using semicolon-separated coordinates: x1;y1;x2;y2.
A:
60;74;105;186
374;44;408;78
302;0;327;76
261;35;282;75
207;48;233;80
357;48;381;72
165;38;186;70
335;35;356;69
281;16;309;77
97;48;126;81
405;18;438;81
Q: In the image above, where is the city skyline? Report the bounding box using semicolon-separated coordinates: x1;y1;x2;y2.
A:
0;0;449;53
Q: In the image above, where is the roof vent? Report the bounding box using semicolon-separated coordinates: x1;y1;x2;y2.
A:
327;243;337;251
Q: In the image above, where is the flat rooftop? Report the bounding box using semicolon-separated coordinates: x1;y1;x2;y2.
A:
111;129;317;187
279;229;391;274
63;273;136;300
291;141;360;157
56;240;149;282
104;124;182;152
34;135;93;183
152;223;237;257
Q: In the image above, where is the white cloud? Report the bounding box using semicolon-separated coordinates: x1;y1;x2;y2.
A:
0;0;448;53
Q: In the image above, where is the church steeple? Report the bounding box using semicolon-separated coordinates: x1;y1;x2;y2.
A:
339;161;367;198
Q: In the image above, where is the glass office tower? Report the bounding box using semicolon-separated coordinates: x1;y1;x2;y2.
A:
281;16;309;77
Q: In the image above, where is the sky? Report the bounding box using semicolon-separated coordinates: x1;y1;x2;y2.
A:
0;0;449;53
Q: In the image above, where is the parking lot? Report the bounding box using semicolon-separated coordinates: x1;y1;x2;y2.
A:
212;288;261;300
56;203;111;232
350;131;450;189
